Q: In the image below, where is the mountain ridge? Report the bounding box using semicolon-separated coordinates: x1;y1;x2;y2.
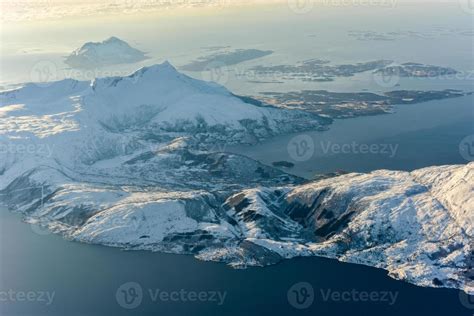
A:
0;62;472;295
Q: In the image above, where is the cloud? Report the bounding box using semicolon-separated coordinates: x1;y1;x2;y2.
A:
0;0;284;22
0;0;453;22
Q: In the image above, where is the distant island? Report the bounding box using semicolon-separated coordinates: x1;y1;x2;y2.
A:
65;36;148;69
181;49;273;71
257;89;469;118
348;28;474;41
249;59;393;82
248;59;460;83
375;63;458;78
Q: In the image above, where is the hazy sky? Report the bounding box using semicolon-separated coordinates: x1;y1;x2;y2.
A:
0;0;459;22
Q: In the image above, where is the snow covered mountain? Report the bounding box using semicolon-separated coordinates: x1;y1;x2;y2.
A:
0;62;472;295
0;61;328;165
217;164;473;294
65;36;148;68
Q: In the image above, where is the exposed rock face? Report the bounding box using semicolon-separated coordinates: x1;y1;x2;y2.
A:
0;62;471;295
215;164;473;294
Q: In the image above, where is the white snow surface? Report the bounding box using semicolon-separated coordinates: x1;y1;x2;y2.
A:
65;37;148;68
0;62;471;295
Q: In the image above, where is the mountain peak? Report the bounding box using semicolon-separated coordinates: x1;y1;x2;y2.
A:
141;60;176;72
104;36;123;43
89;61;217;95
66;37;147;69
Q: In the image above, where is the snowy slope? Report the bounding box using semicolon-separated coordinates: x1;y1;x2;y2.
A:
3;162;470;294
0;62;471;295
0;62;328;167
219;164;473;294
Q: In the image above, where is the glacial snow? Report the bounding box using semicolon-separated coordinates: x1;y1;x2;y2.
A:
65;37;148;69
0;62;472;295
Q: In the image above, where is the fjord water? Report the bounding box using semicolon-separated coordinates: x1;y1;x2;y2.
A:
0;209;470;316
0;98;473;315
0;94;472;315
229;94;474;179
1;93;472;316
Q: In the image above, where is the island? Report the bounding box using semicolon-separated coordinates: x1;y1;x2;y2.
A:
65;36;148;69
181;49;273;71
